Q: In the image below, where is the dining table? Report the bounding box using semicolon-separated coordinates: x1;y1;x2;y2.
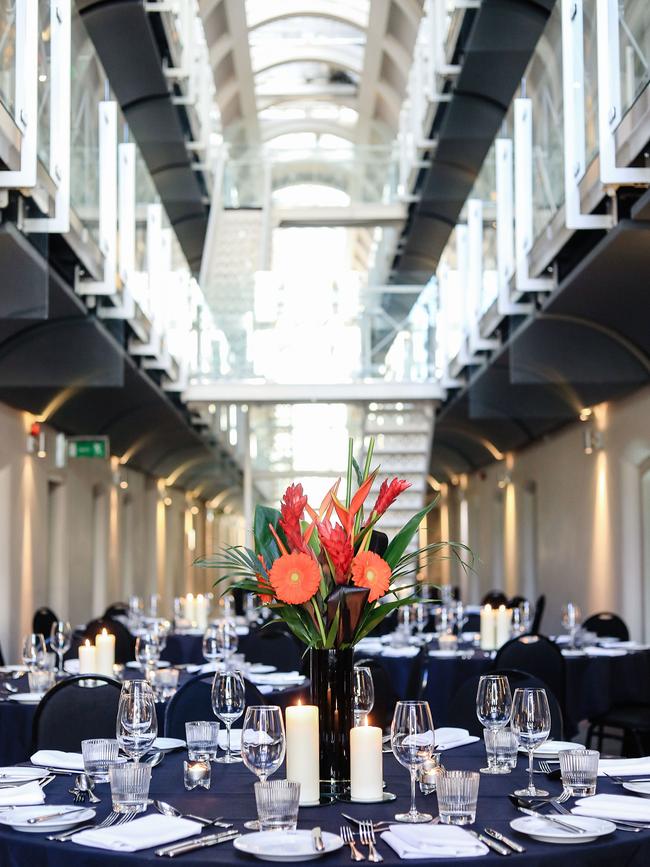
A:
0;740;649;865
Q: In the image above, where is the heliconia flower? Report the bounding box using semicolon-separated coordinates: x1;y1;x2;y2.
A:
371;478;411;517
255;554;274;604
279;483;309;553
318;519;354;584
350;551;391;602
269;551;321;604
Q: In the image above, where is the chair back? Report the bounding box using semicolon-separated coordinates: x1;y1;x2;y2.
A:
494;633;566;721
583;612;629;641
103;602;130;620
0;640;4;667
355;657;400;732
481;591;508;608
33;607;58;640
244;622;303;672
446;668;564;738
164;674;266;739
81;618;135;664
530;595;546;634
32;674;122;751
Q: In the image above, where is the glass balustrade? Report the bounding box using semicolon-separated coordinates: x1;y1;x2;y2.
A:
0;1;15;117
619;0;650;119
37;0;51;173
583;1;599;170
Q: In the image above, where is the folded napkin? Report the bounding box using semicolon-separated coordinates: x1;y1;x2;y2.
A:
572;794;650;822
30;750;84;771
583;647;627;657
381;824;488;859
436;727;480;751
0;782;45;806
598;756;650;777
63;659;80;674
258;685;274;695
72;814;201;852
218;729;242;750
247;671;305;684
381;646;420;658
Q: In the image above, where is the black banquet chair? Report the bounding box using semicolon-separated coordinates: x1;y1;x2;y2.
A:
583;612;629;641
164;674;267;739
32;674;122;751
355;657;400;732
494;633;567;724
481;591;508;608
103;602;130;620
446;669;565;739
244;622;304;673
33;606;58;640
530;595;546;634
80;618;136;664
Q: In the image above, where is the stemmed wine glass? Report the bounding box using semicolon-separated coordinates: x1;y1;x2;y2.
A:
22;633;46;670
50;621;72;674
391;700;435;823
135;633;161;672
414;603;429;639
476;674;512;774
510;687;552;797
353;666;375;726
218;620;239;669
241;705;286;830
561;603;582;649
212;670;245;763
116;680;158;763
202;624;221;667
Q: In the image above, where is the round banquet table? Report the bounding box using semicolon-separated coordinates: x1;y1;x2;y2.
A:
1;742;649;865
162;628;253;667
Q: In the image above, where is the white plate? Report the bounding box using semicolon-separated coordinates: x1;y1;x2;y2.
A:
0;767;46;784
518;740;576;758
126;660;170;669
509;815;615;844
247;664;277;674
623;781;650;796
7;693;42;704
0;805;95;833
561;649;585;657
0;666;28;674
428;649;459;658
234;830;343;861
153;737;185;751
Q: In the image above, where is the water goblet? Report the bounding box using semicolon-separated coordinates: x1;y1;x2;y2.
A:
510;687;552;797
116;680;157;763
202;624;221;666
241;705;286;829
476;674;512;774
22;633;46;670
391;700;435;823
135;632;160;673
212;669;245;763
218;620;239;668
49;621;71;674
561;603;582;649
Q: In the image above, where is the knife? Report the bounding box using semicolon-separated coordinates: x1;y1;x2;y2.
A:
312;827;325;852
484;828;525;853
468;830;510;855
27;807;88;825
518;807;586;834
155;830;240;858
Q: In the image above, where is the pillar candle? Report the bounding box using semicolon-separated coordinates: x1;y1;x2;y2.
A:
78;639;96;674
480;605;495;651
495;605;512;648
195;594;208;630
95;628;115;677
185;593;196;625
285;703;320;805
350;721;383;801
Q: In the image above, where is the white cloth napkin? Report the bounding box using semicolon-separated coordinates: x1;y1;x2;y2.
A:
30;750;84;771
247;671;305;685
0;782;45;806
381;646;420;658
258;685;274;695
435;727;480;751
381;824;488;858
583;647;627;657
72;814;201;852
572;794;650;822
218;729;242;750
597;756;650;777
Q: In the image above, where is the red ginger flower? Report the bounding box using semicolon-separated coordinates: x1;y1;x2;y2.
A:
371;478;411;516
351;551;391;602
279;483;309;553
269;552;321;604
317;519;354;585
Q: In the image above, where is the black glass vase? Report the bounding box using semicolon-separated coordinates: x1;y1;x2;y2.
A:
309;647;354;795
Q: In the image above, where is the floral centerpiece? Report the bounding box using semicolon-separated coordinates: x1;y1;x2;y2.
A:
197;438;466;794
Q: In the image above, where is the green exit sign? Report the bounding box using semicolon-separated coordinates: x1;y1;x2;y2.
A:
69;437;109;459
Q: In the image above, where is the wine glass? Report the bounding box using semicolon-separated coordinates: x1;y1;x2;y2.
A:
241;705;286;830
151;619;170;655
218;620;239;668
476;674;512;774
128;595;144;630
391;700;435;823
202;624;221;666
510;687;552;797
116;680;157;763
22;633;46;670
49;621;71;674
135;633;160;672
414;603;429;638
212;670;245;763
561;603;582;649
353;666;375;726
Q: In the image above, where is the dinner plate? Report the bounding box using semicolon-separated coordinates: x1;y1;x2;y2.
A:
125;660;170;669
153;737;185;751
0;805;95;833
623;781;650;796
561;649;585;657
247;664;277;674
509;815;615;844
0;767;45;784
0;665;28;674
428;649;459;658
7;693;42;704
518;740;576;758
234;830;343;861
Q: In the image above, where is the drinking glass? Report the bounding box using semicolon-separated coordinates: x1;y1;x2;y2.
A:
510;687;552;797
218;620;239;668
22;633;46;669
353;666;375;726
561;603;582;649
437;771;480;824
116;680;157;762
476;674;512;774
559;749;599;796
81;738;122;783
109;763;151;813
202;624;221;665
455;601;468;634
212;670;245;763
241;705;286;829
391;700;435;823
254;780;300;831
49;621;72;673
185;721;220;761
28;668;55;694
484;728;518;773
147;667;179;701
135;633;160;671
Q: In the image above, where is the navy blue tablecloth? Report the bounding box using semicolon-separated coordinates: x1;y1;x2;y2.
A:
0;742;649;865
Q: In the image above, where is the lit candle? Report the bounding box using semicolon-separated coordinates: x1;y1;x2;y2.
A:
350;719;383;801
95;628;115;677
195;594;208;630
495;606;512;648
185;593;196;625
78;639;96;674
285;703;320;805
480;605;495;651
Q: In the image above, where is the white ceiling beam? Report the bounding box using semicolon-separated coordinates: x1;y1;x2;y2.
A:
356;0;392;142
251;45;364;78
185;380;443;403
247;0;367;32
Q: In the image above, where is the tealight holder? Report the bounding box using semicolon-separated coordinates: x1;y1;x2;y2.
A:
419;753;444;794
184;759;211;791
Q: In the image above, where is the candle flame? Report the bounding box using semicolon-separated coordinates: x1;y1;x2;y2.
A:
84;639;91;647
101;628;108;636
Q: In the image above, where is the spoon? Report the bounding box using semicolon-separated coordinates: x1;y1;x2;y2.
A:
154;800;211;825
2;683;17;693
75;774;100;804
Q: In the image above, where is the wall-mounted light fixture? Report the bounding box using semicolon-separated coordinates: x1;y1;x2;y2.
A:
583;426;603;455
497;471;512;489
163;496;173;507
579;407;593;422
27;421;47;458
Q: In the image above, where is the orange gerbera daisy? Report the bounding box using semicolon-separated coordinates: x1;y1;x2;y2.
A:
269;551;321;604
351;551;391;602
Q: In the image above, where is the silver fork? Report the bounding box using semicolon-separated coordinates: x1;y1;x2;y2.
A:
340;825;365;861
360;821;382;863
95;810;120;829
538;761;557;774
551;798;648;832
115;810;138;826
